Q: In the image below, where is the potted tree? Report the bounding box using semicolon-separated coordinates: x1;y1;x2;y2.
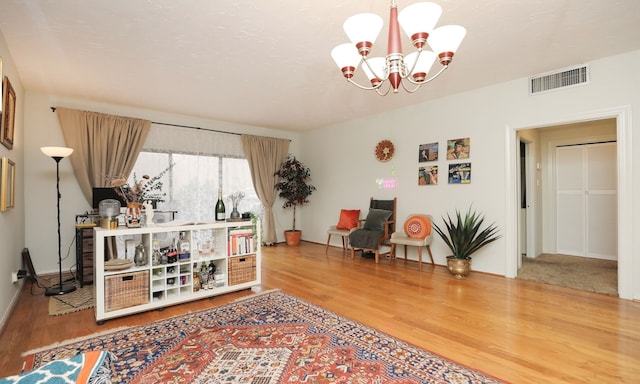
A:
274;155;316;245
432;206;501;279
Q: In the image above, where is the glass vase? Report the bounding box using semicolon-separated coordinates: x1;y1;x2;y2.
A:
230;204;240;219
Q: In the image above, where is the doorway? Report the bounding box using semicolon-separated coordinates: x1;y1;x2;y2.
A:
517;134;617;295
506;106;632;299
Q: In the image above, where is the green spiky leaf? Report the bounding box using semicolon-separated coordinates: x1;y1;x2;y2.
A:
432;206;501;260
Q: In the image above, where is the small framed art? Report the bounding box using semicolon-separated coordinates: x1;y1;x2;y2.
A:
418;142;438;162
448;162;471;184
1;157;15;211
446;138;470;160
1;76;16;150
419;165;438;185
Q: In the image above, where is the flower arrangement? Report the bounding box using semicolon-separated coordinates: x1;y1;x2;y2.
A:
229;191;245;207
107;164;173;204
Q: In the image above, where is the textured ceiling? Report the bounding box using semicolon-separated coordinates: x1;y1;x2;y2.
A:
0;0;638;132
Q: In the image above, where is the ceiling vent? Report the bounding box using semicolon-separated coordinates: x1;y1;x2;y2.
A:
529;64;589;95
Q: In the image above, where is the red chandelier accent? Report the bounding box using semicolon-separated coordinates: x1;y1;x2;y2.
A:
331;1;466;95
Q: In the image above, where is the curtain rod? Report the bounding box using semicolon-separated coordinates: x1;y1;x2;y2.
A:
150;121;241;136
51;106;241;136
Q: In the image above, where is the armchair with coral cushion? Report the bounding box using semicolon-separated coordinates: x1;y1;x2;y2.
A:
349;197;397;264
390;214;434;271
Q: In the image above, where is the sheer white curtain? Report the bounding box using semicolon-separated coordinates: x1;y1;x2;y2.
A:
135;124;261;223
144;124;244;157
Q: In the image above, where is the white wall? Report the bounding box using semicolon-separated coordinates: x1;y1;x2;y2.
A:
300;50;640;299
23;92;299;275
0;32;25;329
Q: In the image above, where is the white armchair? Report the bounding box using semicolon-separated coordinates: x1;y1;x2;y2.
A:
390;214;434;271
326;209;361;254
325;225;352;254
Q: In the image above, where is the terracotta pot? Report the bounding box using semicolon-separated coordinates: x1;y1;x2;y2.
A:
446;256;471;279
284;230;302;246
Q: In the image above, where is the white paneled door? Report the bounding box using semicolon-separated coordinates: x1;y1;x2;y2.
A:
556;142;617;260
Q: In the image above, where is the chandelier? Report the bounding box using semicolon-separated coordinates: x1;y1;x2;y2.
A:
331;1;466;95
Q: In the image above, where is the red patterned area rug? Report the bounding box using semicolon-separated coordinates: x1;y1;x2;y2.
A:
23;290;505;383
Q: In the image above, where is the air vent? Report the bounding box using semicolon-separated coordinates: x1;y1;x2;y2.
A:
529;64;589;95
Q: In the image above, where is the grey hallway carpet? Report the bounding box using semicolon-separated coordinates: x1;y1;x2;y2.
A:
517;254;618;296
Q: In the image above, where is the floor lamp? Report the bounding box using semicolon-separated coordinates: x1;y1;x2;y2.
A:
41;146;77;296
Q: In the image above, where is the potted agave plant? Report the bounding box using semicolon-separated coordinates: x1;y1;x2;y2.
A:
274;155;316;245
432;207;501;279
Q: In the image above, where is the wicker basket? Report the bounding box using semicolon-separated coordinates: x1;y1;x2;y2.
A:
228;255;256;285
105;270;149;311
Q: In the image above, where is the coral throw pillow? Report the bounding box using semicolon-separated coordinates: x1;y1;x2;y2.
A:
404;215;431;239
336;209;360;230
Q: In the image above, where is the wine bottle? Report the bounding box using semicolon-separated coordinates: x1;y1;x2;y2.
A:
215;190;226;221
178;231;190;261
152;240;161;266
167;238;178;264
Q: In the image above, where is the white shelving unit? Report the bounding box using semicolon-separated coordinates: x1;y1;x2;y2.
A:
93;220;260;323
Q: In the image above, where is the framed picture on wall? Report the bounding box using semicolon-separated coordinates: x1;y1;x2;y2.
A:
418;142;438;162
446;137;470;160
419;165;438;185
1;157;15;211
448;162;471;184
1;76;16;150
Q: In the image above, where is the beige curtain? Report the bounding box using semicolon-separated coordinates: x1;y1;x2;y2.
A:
241;134;289;245
56;108;151;203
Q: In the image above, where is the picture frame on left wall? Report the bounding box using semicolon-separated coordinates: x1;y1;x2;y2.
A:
1;157;15;211
1;75;16;150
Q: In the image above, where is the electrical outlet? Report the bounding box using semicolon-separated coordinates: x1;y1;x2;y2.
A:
11;270;27;283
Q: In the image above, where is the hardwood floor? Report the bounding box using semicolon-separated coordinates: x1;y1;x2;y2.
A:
1;241;639;383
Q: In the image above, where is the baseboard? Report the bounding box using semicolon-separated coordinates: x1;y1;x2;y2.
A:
0;280;25;336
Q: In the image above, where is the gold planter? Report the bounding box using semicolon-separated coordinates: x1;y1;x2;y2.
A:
446;256;471;279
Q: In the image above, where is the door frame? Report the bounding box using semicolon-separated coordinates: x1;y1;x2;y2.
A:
505;106;633;299
517;138;537;261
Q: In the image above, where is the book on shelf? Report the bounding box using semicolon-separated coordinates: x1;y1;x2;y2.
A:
228;232;254;256
228;227;253;235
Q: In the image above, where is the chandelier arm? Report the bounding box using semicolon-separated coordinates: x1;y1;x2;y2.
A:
375;82;392;96
399;80;423;94
403;65;448;86
404;50;422;77
346;78;385;91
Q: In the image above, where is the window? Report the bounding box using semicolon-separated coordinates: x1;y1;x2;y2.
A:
130;125;263;222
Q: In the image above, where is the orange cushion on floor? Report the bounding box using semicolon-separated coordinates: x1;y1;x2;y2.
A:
404;215;431;239
336;209;360;230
